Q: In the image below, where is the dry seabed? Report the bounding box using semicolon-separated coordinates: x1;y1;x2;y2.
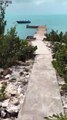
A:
0;59;34;120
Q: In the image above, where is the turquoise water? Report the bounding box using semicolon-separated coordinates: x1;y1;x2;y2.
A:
5;14;67;39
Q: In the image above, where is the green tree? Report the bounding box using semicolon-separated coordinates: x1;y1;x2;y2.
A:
46;30;67;85
0;27;37;68
0;0;12;35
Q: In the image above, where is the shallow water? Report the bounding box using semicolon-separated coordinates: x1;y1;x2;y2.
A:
5;14;67;39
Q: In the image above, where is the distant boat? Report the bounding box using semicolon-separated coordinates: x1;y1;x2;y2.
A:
26;25;38;28
16;20;31;24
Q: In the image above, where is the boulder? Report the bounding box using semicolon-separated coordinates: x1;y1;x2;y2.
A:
25;75;29;79
0;109;7;118
5;84;17;97
6;104;19;116
11;71;20;79
10;97;19;106
22;79;28;86
19;94;25;104
24;67;29;72
5;74;11;79
22;71;26;75
63;104;67;109
2;99;9;108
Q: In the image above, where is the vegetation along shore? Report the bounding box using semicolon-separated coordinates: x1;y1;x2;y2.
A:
44;30;67;118
0;0;67;120
0;1;37;120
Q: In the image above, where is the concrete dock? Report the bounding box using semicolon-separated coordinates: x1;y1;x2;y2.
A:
18;26;64;120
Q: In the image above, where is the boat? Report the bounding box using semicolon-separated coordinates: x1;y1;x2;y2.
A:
17;20;31;24
26;25;38;28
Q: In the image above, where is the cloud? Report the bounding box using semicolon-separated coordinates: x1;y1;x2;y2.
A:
14;0;67;3
14;0;50;3
13;0;55;6
6;0;67;15
14;0;31;3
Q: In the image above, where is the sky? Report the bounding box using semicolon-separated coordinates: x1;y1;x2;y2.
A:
6;0;67;15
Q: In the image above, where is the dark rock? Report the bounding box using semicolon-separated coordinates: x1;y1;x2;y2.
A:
0;76;3;80
20;72;24;76
3;69;12;76
0;70;4;79
22;80;28;86
0;71;3;76
0;109;7;118
6;105;19;118
24;68;29;72
9;78;16;82
60;90;64;96
8;111;18;118
11;94;16;97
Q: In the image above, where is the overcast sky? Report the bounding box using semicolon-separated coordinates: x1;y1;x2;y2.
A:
6;0;67;15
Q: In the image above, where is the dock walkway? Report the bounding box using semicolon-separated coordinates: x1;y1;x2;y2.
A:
18;26;63;120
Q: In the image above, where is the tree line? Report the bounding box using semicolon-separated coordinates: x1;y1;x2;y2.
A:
0;0;37;68
46;30;67;91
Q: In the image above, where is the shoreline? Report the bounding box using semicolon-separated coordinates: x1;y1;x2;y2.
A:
0;59;34;120
5;14;67;39
0;25;67;120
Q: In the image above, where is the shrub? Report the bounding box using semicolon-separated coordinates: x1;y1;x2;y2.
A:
0;27;37;68
44;113;67;120
61;84;67;93
46;30;67;83
46;30;63;43
19;45;37;61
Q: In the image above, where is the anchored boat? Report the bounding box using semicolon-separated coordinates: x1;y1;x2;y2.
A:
26;25;38;28
17;20;31;24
